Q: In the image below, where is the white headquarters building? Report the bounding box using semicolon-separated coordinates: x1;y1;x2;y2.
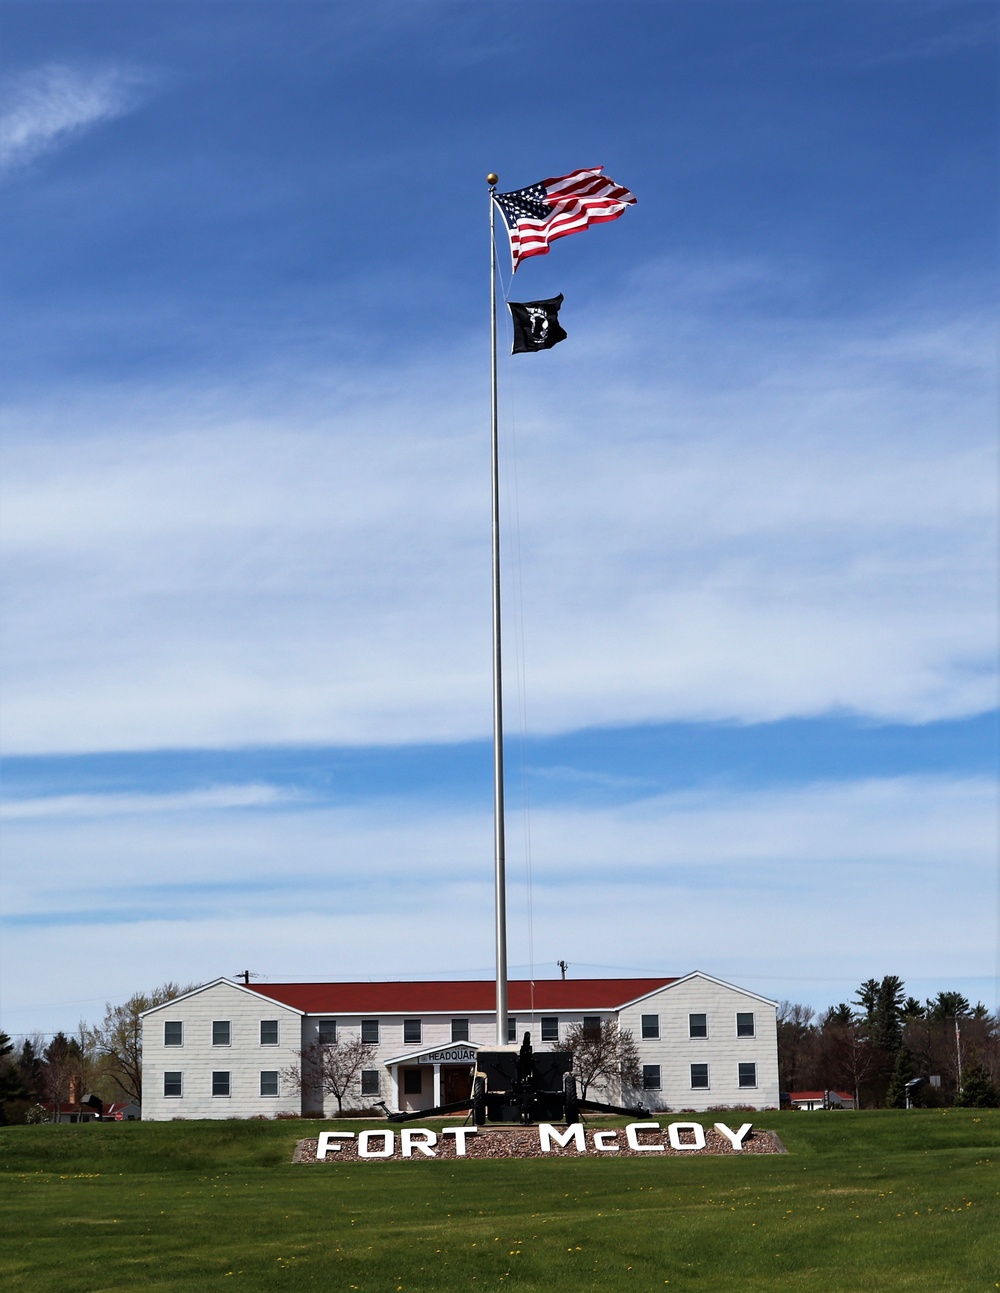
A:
140;972;778;1119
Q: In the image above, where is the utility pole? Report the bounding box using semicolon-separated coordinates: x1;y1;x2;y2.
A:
557;960;568;980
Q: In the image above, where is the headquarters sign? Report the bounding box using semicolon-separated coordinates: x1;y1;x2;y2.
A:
295;1121;784;1163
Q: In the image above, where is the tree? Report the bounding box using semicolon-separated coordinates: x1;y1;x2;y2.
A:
17;1038;44;1097
283;1037;379;1114
925;991;971;1024
42;1033;83;1118
856;976;906;1055
954;1061;999;1109
886;1047;917;1108
83;982;196;1103
777;1001;816;1093
0;1033;29;1126
819;1017;875;1109
563;1020;641;1101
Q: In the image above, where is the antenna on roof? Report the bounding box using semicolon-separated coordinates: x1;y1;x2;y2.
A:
557;960;568;980
236;970;260;986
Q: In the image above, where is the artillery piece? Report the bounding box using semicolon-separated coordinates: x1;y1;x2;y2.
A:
387;1032;648;1125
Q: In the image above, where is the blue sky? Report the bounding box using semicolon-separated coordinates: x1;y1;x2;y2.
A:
1;1;996;1039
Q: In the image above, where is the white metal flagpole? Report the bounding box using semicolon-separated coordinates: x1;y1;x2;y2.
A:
487;172;509;1046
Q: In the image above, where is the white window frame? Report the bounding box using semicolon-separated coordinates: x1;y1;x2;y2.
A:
212;1020;231;1047
541;1016;559;1042
738;1062;757;1089
163;1071;183;1098
361;1019;379;1044
688;1012;709;1040
318;1019;337;1045
163;1021;183;1047
642;1064;661;1090
736;1011;756;1038
403;1019;422;1045
451;1018;469;1043
690;1062;710;1090
212;1070;231;1098
360;1069;380;1097
259;1070;280;1097
259;1020;279;1046
641;1014;659;1039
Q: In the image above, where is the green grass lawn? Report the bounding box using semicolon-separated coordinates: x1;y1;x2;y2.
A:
2;1110;997;1292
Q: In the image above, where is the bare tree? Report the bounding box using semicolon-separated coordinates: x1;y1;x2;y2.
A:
563;1020;641;1101
283;1037;379;1114
83;982;197;1104
820;1017;875;1109
777;1001;816;1093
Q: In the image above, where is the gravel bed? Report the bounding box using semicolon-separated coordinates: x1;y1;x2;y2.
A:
293;1124;783;1163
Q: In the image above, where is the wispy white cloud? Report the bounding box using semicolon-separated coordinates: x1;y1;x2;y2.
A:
0;270;994;754
0;63;147;175
0;783;296;821
0;773;994;1035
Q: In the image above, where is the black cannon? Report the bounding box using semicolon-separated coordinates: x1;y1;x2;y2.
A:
387;1032;647;1125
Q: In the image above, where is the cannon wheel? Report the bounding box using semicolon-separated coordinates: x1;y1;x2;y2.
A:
473;1075;487;1126
562;1071;580;1125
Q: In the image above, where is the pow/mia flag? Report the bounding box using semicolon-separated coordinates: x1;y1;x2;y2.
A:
508;294;567;354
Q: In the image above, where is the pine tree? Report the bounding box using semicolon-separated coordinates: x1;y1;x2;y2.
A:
954;1061;999;1109
868;976;906;1054
886;1046;916;1108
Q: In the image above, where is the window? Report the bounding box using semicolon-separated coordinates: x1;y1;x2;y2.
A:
318;1019;337;1045
163;1021;183;1046
360;1070;380;1096
582;1016;601;1040
260;1020;279;1046
738;1062;757;1088
641;1014;659;1039
690;1063;709;1089
736;1012;755;1038
361;1019;379;1044
507;1017;517;1043
541;1017;559;1042
688;1013;708;1039
212;1071;231;1097
403;1068;423;1095
163;1072;182;1097
260;1071;279;1097
212;1020;231;1046
451;1018;469;1043
403;1019;422;1045
642;1065;661;1090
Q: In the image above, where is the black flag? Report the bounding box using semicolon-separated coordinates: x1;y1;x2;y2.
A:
508;294;567;353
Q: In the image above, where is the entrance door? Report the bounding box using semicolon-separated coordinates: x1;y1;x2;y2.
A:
441;1066;472;1105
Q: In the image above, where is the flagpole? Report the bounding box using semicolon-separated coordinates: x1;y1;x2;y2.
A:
487;172;509;1047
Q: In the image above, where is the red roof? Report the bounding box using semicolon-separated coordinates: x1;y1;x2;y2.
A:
248;977;674;1014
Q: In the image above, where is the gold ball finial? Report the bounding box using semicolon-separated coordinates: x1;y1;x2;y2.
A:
486;172;499;186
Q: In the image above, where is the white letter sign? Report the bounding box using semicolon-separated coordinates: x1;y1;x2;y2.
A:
316;1131;354;1160
401;1128;438;1158
714;1121;753;1151
539;1123;586;1153
667;1121;706;1151
625;1122;664;1152
358;1130;394;1158
592;1130;619;1152
442;1126;477;1156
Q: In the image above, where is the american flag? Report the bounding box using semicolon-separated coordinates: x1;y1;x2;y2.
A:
493;167;636;271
